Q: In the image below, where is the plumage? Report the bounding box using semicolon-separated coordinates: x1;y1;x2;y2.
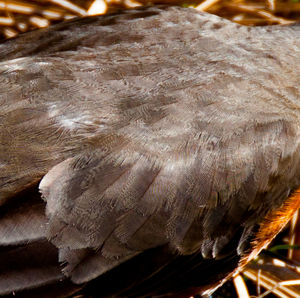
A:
0;5;300;297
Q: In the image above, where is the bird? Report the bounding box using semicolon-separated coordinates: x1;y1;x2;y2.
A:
0;4;299;297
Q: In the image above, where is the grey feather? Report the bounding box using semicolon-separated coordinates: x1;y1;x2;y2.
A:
0;5;300;296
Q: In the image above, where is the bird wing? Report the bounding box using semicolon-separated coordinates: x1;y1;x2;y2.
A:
1;5;300;296
37;117;300;287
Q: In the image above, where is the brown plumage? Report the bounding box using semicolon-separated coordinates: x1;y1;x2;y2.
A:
0;5;300;297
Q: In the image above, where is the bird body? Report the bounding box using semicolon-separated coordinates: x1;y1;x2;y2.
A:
0;5;300;297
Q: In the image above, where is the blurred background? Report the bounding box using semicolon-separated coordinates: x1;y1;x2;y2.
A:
1;1;300;297
0;0;299;39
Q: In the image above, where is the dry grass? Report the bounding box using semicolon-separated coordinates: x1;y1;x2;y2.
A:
0;0;299;39
1;1;300;297
233;211;300;298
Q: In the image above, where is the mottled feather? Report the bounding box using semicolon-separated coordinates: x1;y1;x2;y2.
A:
0;5;300;297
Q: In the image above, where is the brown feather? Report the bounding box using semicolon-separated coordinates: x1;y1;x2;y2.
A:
0;5;300;297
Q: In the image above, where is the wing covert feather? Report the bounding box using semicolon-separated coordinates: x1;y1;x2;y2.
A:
39;119;300;282
0;5;300;295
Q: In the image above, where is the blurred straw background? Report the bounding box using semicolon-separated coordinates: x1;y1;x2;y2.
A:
1;1;300;297
0;0;299;39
